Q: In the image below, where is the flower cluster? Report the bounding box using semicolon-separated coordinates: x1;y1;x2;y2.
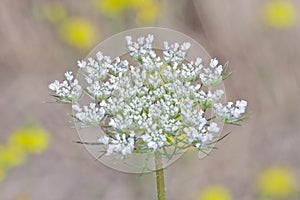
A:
49;71;82;103
99;132;135;156
72;103;105;127
214;100;247;124
49;34;247;159
200;58;223;87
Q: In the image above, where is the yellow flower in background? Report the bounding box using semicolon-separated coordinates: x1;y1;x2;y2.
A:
59;18;97;49
9;124;49;154
198;185;232;200
257;166;297;198
0;123;49;183
0;145;26;169
42;2;67;24
95;0;159;24
263;0;297;29
134;0;159;24
96;0;131;15
39;2;97;50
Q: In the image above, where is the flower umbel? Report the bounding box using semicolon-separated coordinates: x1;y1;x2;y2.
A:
49;71;82;103
49;34;247;160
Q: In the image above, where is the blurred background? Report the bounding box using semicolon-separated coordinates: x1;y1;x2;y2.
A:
0;0;300;199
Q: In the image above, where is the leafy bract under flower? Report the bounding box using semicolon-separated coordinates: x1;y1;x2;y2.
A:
49;34;247;159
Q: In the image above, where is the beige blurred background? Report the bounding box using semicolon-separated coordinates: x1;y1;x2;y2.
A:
0;0;300;199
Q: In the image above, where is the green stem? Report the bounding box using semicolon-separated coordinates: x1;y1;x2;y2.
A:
155;152;166;200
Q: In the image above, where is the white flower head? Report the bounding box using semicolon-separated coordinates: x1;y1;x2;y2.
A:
49;34;247;160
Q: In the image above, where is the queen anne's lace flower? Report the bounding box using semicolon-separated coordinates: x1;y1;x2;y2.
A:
49;71;82;103
49;34;247;159
72;103;105;126
214;100;247;123
100;132;135;156
199;89;224;109
163;41;191;67
200;58;224;87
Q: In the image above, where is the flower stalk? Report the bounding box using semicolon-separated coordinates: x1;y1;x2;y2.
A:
155;152;166;200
